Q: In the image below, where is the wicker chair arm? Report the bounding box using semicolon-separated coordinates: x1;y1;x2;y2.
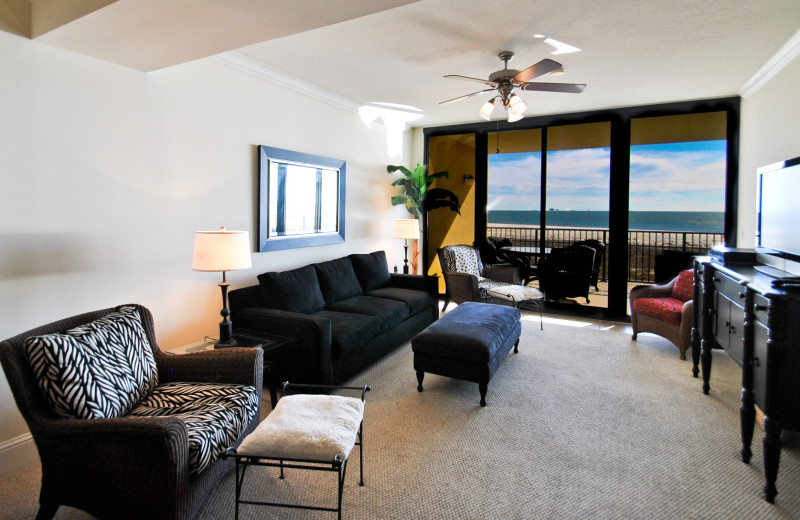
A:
629;281;675;302
442;272;479;303
156;347;263;388
484;265;522;285
36;415;189;479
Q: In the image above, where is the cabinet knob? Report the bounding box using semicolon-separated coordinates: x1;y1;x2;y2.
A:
724;321;730;328
730;325;736;334
738;291;746;299
755;304;767;311
713;277;721;283
753;357;760;367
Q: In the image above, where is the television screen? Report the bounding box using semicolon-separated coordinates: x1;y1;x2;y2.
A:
758;156;800;261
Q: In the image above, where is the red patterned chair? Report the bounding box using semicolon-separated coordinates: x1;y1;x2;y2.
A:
630;269;695;359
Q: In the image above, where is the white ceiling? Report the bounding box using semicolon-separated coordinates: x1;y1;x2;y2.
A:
12;0;800;128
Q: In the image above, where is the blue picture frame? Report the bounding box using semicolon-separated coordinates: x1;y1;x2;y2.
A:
258;146;346;252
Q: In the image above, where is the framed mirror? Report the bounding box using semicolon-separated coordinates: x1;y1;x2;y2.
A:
258;146;346;252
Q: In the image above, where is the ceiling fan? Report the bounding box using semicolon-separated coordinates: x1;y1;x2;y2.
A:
441;51;587;122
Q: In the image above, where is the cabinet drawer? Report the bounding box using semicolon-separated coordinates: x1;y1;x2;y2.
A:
753;293;770;326
713;273;747;301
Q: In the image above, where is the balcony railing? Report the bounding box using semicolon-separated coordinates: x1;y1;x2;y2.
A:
487;224;724;284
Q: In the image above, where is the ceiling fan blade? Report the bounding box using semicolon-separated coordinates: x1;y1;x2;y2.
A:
439;89;496;105
444;74;496;87
519;82;587;93
512;59;562;83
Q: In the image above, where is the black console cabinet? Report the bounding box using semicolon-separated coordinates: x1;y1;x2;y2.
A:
693;255;800;503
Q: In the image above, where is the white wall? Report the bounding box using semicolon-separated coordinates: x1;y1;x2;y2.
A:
0;30;412;471
738;53;800;248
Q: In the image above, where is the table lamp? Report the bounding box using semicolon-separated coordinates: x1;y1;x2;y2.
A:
192;227;252;348
392;219;420;274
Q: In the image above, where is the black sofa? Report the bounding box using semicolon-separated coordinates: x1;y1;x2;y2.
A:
229;251;439;386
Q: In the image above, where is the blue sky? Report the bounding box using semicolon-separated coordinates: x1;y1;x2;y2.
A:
488;140;726;212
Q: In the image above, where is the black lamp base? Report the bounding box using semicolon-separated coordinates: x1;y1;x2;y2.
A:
214;338;238;349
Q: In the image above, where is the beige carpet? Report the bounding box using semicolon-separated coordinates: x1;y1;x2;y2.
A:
3;315;800;519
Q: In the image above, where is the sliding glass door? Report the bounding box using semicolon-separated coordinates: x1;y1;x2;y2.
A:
628;112;727;298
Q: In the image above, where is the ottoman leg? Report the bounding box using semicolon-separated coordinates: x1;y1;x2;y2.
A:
416;370;425;392
479;384;488;407
514;338;519;354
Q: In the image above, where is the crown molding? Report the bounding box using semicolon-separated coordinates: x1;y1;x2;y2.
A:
740;28;800;98
210;51;361;114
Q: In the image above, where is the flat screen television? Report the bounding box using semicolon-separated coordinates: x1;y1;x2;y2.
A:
757;155;800;268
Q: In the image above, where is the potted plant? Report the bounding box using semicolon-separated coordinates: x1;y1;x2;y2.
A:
387;162;461;273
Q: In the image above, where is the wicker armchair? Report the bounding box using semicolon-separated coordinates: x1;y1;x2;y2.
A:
630;269;695;359
437;244;521;311
0;304;263;520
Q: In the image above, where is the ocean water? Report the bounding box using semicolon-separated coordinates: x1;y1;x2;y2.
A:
488;210;724;233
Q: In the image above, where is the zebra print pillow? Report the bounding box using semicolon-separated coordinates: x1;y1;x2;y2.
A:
24;305;159;419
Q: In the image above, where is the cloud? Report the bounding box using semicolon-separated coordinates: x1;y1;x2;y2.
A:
488;142;726;212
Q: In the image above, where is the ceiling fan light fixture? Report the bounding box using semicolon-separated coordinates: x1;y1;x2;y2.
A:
478;98;495;120
507;94;527;122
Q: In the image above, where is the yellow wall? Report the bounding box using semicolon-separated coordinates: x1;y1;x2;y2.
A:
427;133;476;292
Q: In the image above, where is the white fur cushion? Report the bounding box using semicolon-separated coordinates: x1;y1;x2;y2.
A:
237;394;364;462
486;285;544;302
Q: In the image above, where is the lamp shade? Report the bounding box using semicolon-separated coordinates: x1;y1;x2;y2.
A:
392;219;420;240
478;99;495;121
192;227;252;272
507;94;527;122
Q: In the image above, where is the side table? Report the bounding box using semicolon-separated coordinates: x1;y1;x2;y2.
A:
167;329;294;408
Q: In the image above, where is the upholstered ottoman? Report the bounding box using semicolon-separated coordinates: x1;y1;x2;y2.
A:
412;301;521;406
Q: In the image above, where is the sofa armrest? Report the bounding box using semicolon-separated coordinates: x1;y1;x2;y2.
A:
233;308;335;385
156;347;263;388
389;273;438;294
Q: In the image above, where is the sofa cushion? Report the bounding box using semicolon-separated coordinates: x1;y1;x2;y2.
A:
129;381;260;476
325;295;409;331
24;305;158;419
672;269;695;302
632;297;684;326
365;286;436;316
258;265;325;314
315;257;363;304
315;310;383;359
349;251;391;292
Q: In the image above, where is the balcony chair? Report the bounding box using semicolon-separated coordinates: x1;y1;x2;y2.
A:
573;239;606;292
438;244;521;311
480;236;536;284
630;269;695;359
0;304;263;520
537;243;596;303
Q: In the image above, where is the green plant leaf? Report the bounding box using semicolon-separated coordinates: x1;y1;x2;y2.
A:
387;165;412;178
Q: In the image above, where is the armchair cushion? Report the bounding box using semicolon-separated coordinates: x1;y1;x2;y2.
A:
23;305;158;419
440;245;484;277
350;250;391;292
631;297;685;326
129;381;259;476
258;264;326;314
672;269;695;301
